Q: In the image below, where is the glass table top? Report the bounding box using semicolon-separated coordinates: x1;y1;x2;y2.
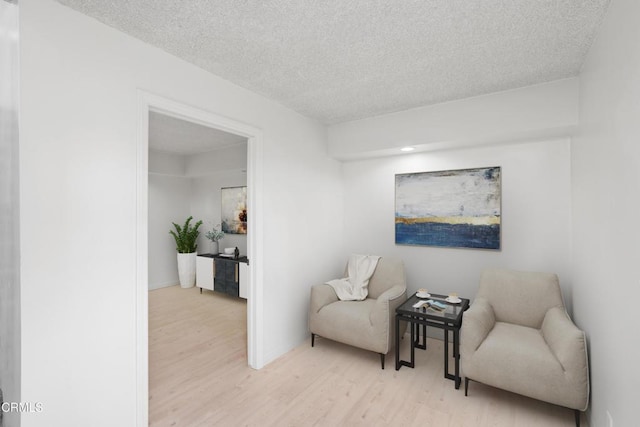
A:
396;293;470;322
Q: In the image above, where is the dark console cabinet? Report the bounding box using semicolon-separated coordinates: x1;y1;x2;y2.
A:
196;254;249;298
214;258;239;297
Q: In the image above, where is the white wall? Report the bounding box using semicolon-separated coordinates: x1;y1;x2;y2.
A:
148;173;191;290
19;1;343;426
0;2;21;426
191;172;248;256
148;149;185;176
341;140;573;312
330;76;577;310
185;142;247;177
328;78;579;160
572;0;640;426
186;144;249;256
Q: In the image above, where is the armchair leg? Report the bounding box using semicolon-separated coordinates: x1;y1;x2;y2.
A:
311;333;315;347
574;409;580;427
464;377;469;396
380;353;385;369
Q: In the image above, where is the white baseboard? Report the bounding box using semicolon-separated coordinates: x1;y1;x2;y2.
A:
148;280;178;290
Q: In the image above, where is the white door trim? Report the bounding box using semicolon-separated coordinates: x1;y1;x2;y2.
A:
136;91;265;427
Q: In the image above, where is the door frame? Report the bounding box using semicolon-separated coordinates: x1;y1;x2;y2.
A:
135;91;265;426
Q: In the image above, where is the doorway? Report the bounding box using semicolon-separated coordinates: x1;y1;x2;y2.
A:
147;111;249;290
136;92;264;425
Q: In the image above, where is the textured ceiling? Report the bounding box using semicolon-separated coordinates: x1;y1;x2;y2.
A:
57;0;610;124
149;111;246;155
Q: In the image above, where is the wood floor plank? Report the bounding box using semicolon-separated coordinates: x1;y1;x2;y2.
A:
149;285;587;426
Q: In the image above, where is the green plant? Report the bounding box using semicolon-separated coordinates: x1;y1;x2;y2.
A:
169;216;203;253
205;224;225;242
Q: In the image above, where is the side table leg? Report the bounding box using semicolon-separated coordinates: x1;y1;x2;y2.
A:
454;327;461;389
444;328;449;380
423;321;427;349
395;315;400;370
410;321;415;368
414;318;427;350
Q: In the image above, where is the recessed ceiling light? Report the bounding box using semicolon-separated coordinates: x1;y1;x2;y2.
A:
400;147;415;152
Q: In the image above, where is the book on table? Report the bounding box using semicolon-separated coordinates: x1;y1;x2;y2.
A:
413;299;447;311
429;300;447;310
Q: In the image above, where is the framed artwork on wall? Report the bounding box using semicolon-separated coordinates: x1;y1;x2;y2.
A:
395;166;501;250
221;186;247;234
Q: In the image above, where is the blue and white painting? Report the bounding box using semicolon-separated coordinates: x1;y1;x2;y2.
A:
395;167;501;250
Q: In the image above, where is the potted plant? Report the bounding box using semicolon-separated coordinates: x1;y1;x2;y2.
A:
169;216;203;288
205;224;225;254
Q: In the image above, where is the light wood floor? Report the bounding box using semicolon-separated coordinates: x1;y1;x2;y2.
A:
149;286;586;426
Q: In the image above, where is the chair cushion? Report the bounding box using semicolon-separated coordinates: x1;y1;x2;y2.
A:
311;299;387;353
367;257;405;299
466;322;585;409
478;269;564;328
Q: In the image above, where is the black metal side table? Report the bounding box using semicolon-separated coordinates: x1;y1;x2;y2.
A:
395;293;470;389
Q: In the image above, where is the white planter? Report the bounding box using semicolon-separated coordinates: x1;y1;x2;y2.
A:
177;252;197;288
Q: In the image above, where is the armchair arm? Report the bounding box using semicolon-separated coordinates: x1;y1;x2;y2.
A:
542;306;589;375
370;284;407;326
460;297;496;355
310;284;339;314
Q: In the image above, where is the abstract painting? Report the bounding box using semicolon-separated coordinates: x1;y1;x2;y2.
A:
221;186;247;234
395;167;501;249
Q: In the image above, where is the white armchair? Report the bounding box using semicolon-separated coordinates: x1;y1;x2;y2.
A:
309;257;407;369
461;269;589;426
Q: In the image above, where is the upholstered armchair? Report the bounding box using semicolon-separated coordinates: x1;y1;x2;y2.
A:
309;257;407;369
461;269;589;426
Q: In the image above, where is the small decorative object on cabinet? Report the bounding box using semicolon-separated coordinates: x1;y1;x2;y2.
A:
204;224;224;255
